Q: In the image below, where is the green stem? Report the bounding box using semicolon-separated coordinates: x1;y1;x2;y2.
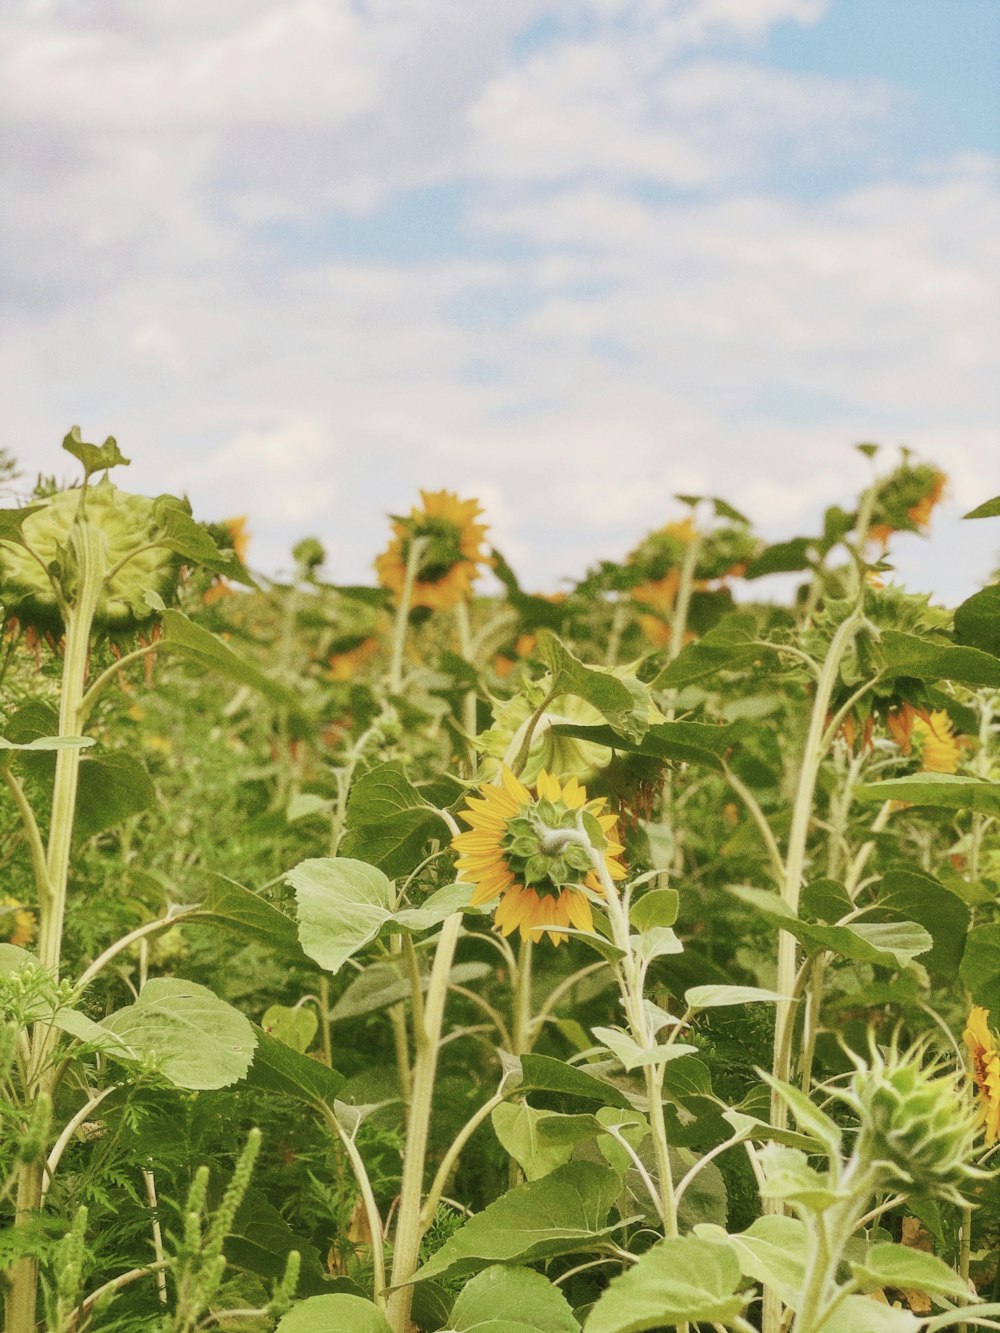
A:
385;912;463;1333
512;939;534;1056
388;536;427;695
5;523;105;1333
454;599;479;768
668;529;702;665
319;1105;388;1310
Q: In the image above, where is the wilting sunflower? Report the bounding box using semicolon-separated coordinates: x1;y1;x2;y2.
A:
375;490;489;611
888;704;961;774
964;1007;1000;1145
452;767;626;946
1;896;35;948
870;465;947;545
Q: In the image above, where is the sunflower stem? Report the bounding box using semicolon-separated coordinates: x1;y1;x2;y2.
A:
454;598;479;770
388;536;427;694
386;911;463;1333
512;939;534;1056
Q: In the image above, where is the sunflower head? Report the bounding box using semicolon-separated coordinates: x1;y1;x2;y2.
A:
964;1007;1000;1146
0;897;34;948
911;709;961;774
869;463;947;544
452;767;626;945
843;1038;983;1204
375;490;489;611
627;519;694;582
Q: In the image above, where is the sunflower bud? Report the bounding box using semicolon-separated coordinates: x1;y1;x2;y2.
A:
845;1041;982;1204
0;480;182;630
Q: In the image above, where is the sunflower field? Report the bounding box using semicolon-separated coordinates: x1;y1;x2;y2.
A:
2;432;1000;1333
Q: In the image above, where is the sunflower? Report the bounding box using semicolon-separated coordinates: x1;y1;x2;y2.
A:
1;896;35;948
888;704;961;774
452;767;626;946
964;1007;1000;1145
375;490;489;611
328;636;379;681
870;466;947;545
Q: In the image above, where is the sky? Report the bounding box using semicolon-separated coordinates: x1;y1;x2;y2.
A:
1;0;999;605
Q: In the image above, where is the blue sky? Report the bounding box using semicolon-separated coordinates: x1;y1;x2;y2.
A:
1;0;997;603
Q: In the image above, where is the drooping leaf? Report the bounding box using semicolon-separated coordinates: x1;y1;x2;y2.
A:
536;632;650;744
340;763;449;878
287;857;395;975
242;1026;346;1107
954;586;1000;658
683;985;786;1010
744;538;815;579
101;978;256;1090
193;873;305;959
583;1235;746;1333
855;773;1000;816
879;631;1000;689
549;720;732;772
151;496;252;583
275;1294;392;1333
329;960;491;1022
412;1161;622;1282
519;1053;633;1111
160;609;306;717
73;751;155;840
448;1264;580;1333
850;1242;973;1301
652;614;774;689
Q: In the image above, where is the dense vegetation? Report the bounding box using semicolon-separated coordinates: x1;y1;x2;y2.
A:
1;433;999;1333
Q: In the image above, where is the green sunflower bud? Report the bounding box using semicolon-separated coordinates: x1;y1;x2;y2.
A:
845;1041;982;1204
0;479;182;630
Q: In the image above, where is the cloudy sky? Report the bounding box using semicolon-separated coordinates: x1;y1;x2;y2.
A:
2;0;999;603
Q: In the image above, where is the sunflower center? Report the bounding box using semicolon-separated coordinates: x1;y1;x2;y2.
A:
500;799;597;901
400;517;466;584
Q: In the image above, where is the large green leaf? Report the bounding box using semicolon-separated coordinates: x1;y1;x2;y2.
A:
151;497;251;583
729;885;932;972
855;773;1000;815
241;1026;346;1107
549;720;733;772
536;632;650;744
329;960;491;1022
192;874;305;959
879;631;1000;688
339;763;448;878
160;610;305;716
492;1104;595;1181
959;925;1000;1011
287;857;395;974
74;752;154;840
850;1243;972;1301
101;978;256;1090
653;614;774;688
583;1235;746;1333
696;1216;808;1304
873;869;969;976
824;1296;921;1332
954;586;1000;658
520;1053;634;1110
412;1162;622;1282
275;1294;391;1333
448;1265;579;1333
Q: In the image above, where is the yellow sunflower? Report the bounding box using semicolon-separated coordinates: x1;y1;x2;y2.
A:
375;490;489;611
964;1007;1000;1145
452;767;626;946
328;636;379;681
1;896;35;948
911;709;961;774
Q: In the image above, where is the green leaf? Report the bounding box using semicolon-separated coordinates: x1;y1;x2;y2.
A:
262;1004;317;1054
964;496;1000;519
954;585;1000;658
73;751;155;841
583;1235;745;1333
340;763;448;879
756;1073;842;1154
744;537;815;579
0;943;34;974
160;609;306;717
851;1242;972;1301
242;1026;346;1107
151;497;252;582
759;1145;843;1210
652;614;772;689
959;924;1000;1011
824;1296;922;1332
448;1264;580;1332
287;857;395;975
0;735;94;752
591;1026;698;1071
729;885;932;971
329;960;490;1022
874;869;969;976
536;632;651;745
520;1053;634;1110
275;1294;392;1333
855;773;1000;815
394;883;472;932
695;1215;808;1302
61;425;130;477
492;1104;584;1181
549;720;732;772
630;889;679;931
879;630;1000;688
413;1162;622;1283
0;504;45;543
101;978;256;1090
684;984;785;1010
192;873;305;959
